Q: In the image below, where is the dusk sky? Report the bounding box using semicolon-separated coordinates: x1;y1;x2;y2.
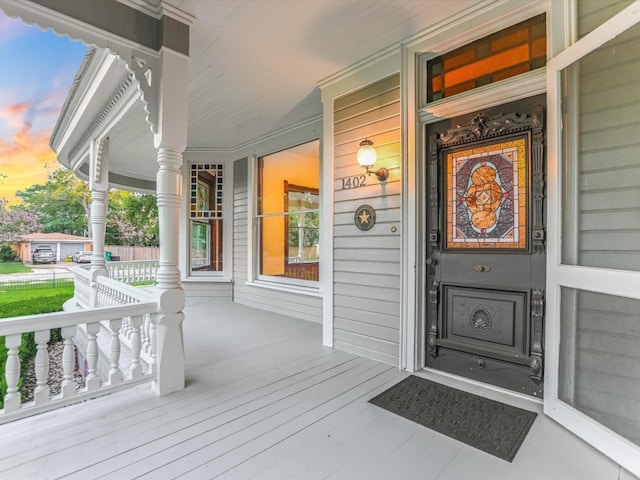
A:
0;11;86;204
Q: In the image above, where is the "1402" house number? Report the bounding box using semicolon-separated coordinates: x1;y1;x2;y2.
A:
341;174;367;190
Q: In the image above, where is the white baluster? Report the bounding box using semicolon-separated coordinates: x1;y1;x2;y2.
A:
108;319;123;385
129;315;143;379
34;329;51;405
85;322;101;391
122;316;132;341
61;325;77;398
4;334;22;412
141;314;150;355
149;313;157;375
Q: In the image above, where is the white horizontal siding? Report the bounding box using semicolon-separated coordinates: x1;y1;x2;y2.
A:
332;74;401;366
577;0;635;37
182;281;232;301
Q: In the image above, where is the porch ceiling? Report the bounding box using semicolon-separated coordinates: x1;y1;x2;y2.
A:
178;0;477;150
54;0;480;190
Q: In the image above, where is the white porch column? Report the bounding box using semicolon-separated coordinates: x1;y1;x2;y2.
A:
152;47;188;395
89;137;110;306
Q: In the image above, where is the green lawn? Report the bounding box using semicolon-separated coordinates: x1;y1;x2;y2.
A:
0;286;75;317
0;262;32;275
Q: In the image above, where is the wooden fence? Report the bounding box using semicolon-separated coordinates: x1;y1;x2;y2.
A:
104;246;159;261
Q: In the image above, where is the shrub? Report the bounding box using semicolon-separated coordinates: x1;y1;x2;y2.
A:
0;244;19;262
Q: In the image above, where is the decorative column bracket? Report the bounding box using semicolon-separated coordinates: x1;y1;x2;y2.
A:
129;52;159;135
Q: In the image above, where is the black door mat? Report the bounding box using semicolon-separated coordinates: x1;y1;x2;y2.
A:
369;375;537;462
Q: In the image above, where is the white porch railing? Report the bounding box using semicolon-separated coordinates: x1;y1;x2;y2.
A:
106;260;158;285
0;301;157;424
0;263;165;423
72;260;157;308
72;265;92;307
92;276;156;365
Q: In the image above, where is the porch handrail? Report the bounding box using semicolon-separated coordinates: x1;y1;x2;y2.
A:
0;301;158;424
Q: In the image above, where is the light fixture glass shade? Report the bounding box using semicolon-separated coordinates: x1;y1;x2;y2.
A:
357;139;377;168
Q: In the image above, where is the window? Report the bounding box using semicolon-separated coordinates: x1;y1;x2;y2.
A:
257;140;320;284
426;14;546;101
189;163;223;274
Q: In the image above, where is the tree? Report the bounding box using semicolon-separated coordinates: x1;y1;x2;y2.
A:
12;167;159;247
15;168;89;236
107;191;158;247
0;199;42;244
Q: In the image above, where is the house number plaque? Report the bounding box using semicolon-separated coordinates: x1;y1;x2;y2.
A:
341;174;367;190
354;204;376;231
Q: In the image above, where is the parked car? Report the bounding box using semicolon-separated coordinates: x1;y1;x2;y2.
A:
32;245;56;264
72;251;93;263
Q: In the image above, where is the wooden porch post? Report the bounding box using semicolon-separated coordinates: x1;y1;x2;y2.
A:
153;47;189;395
89;137;110;307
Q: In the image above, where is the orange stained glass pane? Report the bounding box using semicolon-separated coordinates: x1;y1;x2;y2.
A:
444;49;476;70
445;44;530;87
444;81;476;98
493;63;529;82
532;37;546;58
431;75;443;93
491;29;529;52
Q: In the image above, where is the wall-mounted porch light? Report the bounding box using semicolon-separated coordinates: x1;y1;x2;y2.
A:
357;139;389;182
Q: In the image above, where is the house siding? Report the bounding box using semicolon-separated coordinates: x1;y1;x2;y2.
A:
332;74;401;366
577;0;635;38
232;158;323;323
182;282;232;301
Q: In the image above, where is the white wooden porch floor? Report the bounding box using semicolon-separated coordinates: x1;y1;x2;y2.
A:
0;301;636;480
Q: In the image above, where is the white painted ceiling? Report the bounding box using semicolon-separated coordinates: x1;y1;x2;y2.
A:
173;0;477;149
56;0;480;189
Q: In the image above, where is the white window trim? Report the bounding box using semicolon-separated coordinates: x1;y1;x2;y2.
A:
545;1;640;476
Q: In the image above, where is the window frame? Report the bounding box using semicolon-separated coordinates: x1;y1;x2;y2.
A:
252;140;321;290
184;158;232;281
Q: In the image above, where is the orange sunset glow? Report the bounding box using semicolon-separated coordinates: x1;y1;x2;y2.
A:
0;103;57;203
0;12;86;205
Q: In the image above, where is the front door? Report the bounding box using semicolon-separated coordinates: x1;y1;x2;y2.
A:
425;95;545;397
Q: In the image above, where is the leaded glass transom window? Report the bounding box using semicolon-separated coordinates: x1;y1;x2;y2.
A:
190;163;223;219
427;14;546;102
